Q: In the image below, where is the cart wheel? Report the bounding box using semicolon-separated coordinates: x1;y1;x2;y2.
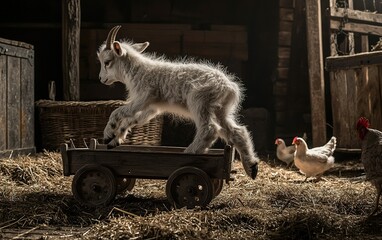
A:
116;177;136;193
166;166;213;209
212;179;224;197
72;164;117;207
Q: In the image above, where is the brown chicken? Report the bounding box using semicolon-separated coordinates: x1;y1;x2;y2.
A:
292;136;336;182
356;117;382;216
275;138;295;167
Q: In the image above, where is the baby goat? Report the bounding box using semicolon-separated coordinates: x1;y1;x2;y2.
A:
97;25;259;179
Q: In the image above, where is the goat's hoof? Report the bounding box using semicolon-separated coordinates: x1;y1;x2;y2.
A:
103;137;113;145
250;163;258;179
106;138;120;149
107;142;118;149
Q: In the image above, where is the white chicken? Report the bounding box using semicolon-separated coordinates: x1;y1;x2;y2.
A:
275;138;295;167
292;136;336;182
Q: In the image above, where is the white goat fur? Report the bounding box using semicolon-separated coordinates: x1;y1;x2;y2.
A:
97;26;259;178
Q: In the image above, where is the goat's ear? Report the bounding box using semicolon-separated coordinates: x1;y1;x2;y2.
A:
132;42;149;53
112;41;125;56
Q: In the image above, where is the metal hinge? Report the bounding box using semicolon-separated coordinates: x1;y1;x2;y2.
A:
0;46;8;54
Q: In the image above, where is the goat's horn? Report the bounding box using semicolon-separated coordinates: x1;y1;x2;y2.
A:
105;25;121;50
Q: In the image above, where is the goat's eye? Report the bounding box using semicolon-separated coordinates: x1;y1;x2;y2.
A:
104;60;111;67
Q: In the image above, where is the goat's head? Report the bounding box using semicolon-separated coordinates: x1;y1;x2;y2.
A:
97;25;150;85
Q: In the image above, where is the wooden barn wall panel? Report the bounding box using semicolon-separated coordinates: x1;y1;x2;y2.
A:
277;68;289;79
275;1;295;134
21;58;34;148
0;55;6;150
129;0;257;25
273;81;288;96
278;31;292;46
278;47;291;59
278;57;290;68
357;66;382;131
346;68;357;146
279;0;295;8
330;69;358;148
330;63;382;149
279;21;293;32
279;8;294;21
367;66;382;130
0;38;35;155
7;56;21;149
80;24;248;100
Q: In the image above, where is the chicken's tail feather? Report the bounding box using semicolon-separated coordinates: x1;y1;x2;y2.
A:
326;136;337;154
328;156;335;164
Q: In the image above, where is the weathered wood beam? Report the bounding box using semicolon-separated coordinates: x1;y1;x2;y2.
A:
330;7;382;25
326;51;382;71
329;0;338;56
305;0;327;146
62;0;81;101
330;19;382;36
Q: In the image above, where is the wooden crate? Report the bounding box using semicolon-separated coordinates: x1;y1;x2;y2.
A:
0;37;35;157
326;51;382;150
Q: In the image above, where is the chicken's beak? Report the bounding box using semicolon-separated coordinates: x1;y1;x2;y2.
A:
274;139;279;145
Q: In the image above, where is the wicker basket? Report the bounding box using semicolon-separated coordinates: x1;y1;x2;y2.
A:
36;100;163;150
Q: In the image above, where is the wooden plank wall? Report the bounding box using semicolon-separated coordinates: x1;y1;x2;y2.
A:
80;24;248;101
275;0;294;136
275;0;311;141
327;0;382;149
0;55;6;150
329;65;382;149
0;38;35;156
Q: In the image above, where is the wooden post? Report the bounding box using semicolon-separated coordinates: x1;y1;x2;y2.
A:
62;0;81;101
305;0;327;146
348;0;355;55
329;0;338;56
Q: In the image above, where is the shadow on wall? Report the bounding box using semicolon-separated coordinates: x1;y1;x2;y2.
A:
240;108;270;154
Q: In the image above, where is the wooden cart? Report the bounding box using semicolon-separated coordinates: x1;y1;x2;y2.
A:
60;139;235;208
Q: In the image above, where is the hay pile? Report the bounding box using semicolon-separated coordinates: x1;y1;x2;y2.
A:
0;151;381;239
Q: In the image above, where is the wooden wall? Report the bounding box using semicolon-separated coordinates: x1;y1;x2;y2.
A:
0;38;35;156
80;24;248;101
326;0;382;150
274;0;310;141
327;53;382;149
0;0;280;151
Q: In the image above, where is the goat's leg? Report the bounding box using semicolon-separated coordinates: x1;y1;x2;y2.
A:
184;122;219;154
184;108;219;154
104;99;154;148
218;117;260;179
107;108;159;147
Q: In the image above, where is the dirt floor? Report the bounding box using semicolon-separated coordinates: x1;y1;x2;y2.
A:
0;150;381;239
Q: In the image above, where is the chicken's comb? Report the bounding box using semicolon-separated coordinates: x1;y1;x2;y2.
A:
292;136;298;144
356;117;370;129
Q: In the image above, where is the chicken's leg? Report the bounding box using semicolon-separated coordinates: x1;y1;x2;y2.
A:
370;187;381;216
